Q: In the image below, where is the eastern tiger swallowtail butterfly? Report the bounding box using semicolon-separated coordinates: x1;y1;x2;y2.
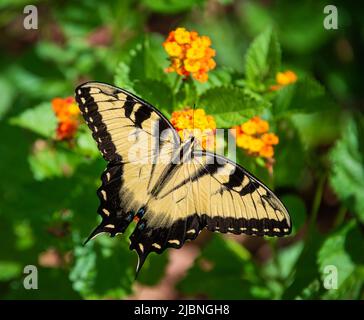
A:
75;81;291;274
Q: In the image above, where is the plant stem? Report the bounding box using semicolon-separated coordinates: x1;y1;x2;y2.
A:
334;205;347;229
269;238;283;281
307;173;326;233
172;76;182;108
172;76;182;94
286;173;326;281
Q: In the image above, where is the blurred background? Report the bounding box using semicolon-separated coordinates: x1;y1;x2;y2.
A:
0;0;363;299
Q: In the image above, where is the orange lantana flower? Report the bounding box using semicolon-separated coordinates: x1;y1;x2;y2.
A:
170;108;216;150
52;97;80;140
163;27;216;83
270;70;297;91
230;116;279;165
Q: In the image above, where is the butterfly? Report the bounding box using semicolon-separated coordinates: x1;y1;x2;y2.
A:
75;81;291;274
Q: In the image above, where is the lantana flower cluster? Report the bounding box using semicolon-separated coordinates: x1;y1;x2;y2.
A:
52;97;80;140
231;116;279;160
170;108;216;150
163;27;216;83
270;70;297;91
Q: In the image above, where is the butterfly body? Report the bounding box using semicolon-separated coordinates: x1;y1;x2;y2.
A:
75;81;292;274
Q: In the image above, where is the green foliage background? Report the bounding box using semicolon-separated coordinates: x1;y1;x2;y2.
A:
0;0;363;300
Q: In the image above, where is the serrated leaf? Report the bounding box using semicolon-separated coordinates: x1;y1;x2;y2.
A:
318;221;364;299
245;27;281;89
194;68;233;96
114;62;134;93
10;102;57;138
262;241;304;298
70;236;135;299
133;79;174;117
329;117;364;222
128;35;167;85
199;86;270;127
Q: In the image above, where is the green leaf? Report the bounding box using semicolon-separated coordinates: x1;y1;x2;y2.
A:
36;41;77;65
282;229;325;299
114;62;134;93
5;65;72;100
128;36;167;85
239;2;274;36
291;109;343;148
318;221;364;299
194;68;233;96
274;123;306;188
0;261;22;282
133;79;174;117
245;27;281;89
281;194;306;236
262;241;304;298
137;252;168;286
329;117;364;222
275;2;330;54
6;269;82;299
199;86;270;127
141;0;205;14
0;77;15;120
273;77;337;116
178;235;271;299
10;102;57;138
70;235;135;299
28;143;84;181
188;17;248;73
76;129;100;158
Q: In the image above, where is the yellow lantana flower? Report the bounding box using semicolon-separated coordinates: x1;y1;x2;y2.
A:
241;120;257;135
163;27;216;83
170;108;216;150
270;70;298;91
174;27;191;44
231;116;279;167
184;59;201;73
164;42;182;58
